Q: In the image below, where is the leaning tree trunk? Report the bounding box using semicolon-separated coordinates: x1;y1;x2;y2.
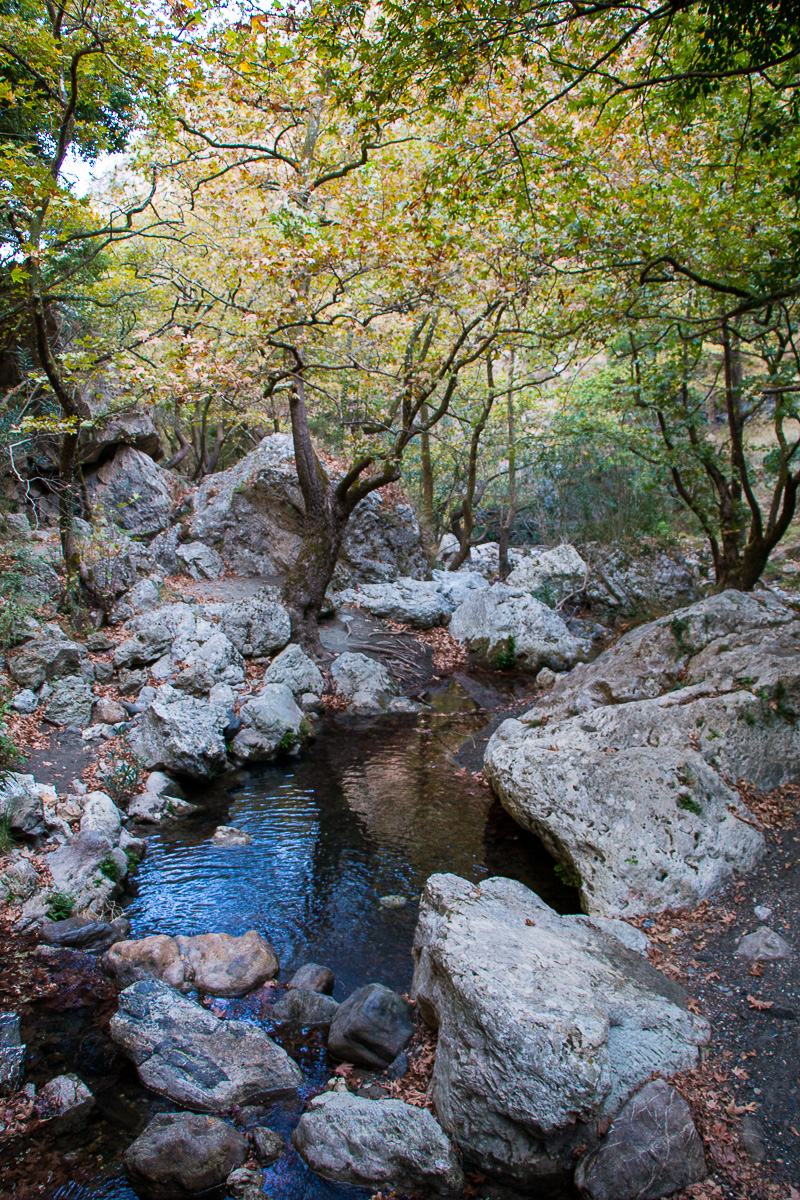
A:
282;500;348;657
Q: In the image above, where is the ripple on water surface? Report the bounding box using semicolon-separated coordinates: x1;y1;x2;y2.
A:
39;710;574;1200
123;712;572;997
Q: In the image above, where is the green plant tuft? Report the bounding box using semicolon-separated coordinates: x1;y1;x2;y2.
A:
46;890;76;921
677;794;703;816
495;635;517;671
554;862;581;888
99;854;122;883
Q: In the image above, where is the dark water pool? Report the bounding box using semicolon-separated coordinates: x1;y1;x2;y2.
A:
10;696;577;1200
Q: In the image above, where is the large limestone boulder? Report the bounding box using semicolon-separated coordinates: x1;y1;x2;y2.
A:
449;583;589;672
107;930;279;996
0;774;46;839
584;543;699;616
79;408;164;465
219;590;292;657
412;874;709;1187
45;830;128;914
86;446;178;535
506;543;588;605
230;684;304;762
43;676;94;727
130;694;229;778
336;578;453;629
189;433;426;584
485;694;768;918
110;978;304;1108
124;1112;248;1199
174;541;224;580
538;590;799;721
7;636;87;689
263;643;323;695
330;652;397;714
293;1092;464;1192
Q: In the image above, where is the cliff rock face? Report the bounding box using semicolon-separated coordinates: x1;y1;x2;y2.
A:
189;434;427;584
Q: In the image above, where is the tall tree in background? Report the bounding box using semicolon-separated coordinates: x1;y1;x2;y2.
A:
0;0;171;594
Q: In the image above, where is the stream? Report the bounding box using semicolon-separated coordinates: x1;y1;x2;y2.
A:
8;675;579;1200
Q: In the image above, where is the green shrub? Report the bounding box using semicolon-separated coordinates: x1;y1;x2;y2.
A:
99;750;146;803
99;854;122;883
495;635;517;671
46;891;76;921
554;862;581;889
0;814;16;855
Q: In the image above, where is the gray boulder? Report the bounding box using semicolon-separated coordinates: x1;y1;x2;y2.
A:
230;684;304;762
0;774;46;838
219;590;292;657
585;543;699;616
79;408;164;465
43;675;94;727
130;695;228;778
336;578;453;629
128;771;195;823
35;1073;95;1134
174;541;225;580
92;696;126;724
271;989;339;1026
0;855;39;902
40;916;127;952
538;590;799;722
328;983;414;1069
114;624;173;668
263;643;324;695
412;874;709;1187
574;1079;706;1200
7;636;87;689
288;963;335;994
87;446;177;535
330;652;397;714
449;583;589;672
46;831;128;913
124;1112;248;1198
226;1167;266;1200
506;543;588;606
189;433;426;584
110;978;304;1109
293;1091;463;1192
107;930;279;996
485;695;767;919
79;790;122;843
11;689;38;714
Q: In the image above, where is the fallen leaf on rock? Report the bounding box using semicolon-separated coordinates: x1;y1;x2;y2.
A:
746;995;774;1010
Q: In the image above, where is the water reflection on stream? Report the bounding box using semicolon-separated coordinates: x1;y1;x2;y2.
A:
43;687;576;1200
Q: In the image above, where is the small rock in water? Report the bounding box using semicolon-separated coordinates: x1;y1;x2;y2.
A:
271;988;339;1026
328;983;414;1070
35;1074;95;1134
288;963;335;994
125;1112;248;1197
212;825;253;847
378;894;407;910
734;926;793;962
754;904;772;922
251;1125;284;1165
226;1166;265;1200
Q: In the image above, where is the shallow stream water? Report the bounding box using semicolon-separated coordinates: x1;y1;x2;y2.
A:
10;679;578;1200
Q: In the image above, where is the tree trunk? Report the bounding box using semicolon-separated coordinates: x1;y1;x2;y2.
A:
498;351;516;581
281;365;347;658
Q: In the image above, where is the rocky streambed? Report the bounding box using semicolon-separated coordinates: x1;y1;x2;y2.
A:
2;558;799;1200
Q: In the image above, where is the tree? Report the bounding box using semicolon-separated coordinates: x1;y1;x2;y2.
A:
115;14;554;652
0;0;171;595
